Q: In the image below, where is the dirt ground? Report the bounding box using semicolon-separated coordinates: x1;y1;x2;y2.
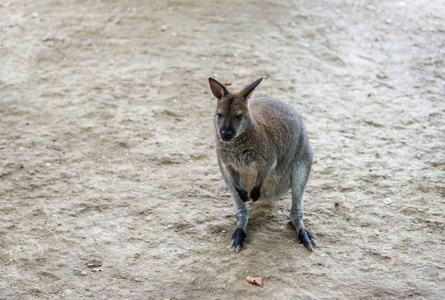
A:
1;0;444;299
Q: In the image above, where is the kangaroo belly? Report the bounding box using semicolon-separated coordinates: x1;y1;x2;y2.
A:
239;168;257;193
261;173;291;199
239;168;291;200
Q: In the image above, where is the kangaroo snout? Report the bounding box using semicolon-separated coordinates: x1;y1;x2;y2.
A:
218;119;236;142
220;129;234;142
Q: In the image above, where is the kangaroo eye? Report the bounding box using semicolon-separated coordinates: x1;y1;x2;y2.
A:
216;113;222;119
236;114;243;121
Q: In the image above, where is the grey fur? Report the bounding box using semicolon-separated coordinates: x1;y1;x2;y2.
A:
209;78;316;253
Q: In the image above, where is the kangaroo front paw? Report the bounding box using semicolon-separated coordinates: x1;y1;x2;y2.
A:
298;228;316;251
250;186;261;202
236;188;249;202
231;228;247;253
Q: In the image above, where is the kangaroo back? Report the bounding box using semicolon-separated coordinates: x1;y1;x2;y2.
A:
248;96;312;167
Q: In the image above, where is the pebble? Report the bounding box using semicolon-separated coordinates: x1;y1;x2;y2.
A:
91;268;103;272
383;198;392;205
86;259;103;268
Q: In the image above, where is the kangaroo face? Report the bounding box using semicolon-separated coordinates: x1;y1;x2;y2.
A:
215;96;247;142
209;77;262;143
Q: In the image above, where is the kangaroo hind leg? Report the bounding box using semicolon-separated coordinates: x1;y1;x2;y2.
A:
290;162;316;251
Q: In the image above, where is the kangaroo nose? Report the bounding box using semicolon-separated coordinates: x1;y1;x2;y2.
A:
221;129;234;141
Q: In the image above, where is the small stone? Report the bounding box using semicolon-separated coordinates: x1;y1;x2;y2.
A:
80;271;87;276
86;259;103;268
376;72;388;79
383;198;392;205
91;268;103;272
386;19;392;24
32;12;39;18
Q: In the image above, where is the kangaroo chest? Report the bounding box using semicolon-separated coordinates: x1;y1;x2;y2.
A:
221;147;261;191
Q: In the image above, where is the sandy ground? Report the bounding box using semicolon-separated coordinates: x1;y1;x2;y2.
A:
1;0;444;299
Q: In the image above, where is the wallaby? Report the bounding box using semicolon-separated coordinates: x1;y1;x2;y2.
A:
209;77;316;253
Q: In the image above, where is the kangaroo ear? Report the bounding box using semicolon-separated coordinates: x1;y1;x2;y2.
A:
209;78;229;99
237;78;262;100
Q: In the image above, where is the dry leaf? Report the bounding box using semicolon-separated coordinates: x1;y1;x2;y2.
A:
246;275;263;287
223;82;231;86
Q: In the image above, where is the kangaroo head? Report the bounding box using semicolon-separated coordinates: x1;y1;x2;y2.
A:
209;77;262;142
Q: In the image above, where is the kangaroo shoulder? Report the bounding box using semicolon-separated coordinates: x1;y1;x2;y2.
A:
249;97;301;131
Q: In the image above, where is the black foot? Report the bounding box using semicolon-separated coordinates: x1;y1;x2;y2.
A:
298;228;316;251
231;228;247;253
250;186;261;202
236;188;249;202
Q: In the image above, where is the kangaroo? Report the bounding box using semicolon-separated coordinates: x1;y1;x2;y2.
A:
209;77;316;253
